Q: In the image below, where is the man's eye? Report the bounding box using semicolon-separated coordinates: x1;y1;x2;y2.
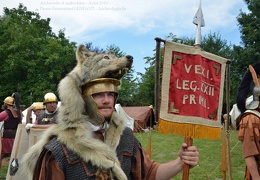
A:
108;93;115;98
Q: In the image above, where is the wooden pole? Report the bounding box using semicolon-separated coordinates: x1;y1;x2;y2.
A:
147;128;152;158
154;37;163;123
147;109;153;158
222;114;228;180
225;62;232;179
182;137;193;180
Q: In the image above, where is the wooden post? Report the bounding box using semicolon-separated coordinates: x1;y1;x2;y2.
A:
154;37;166;122
147;128;152;158
147;108;153;158
222;114;227;180
154;37;162;123
225;62;232;180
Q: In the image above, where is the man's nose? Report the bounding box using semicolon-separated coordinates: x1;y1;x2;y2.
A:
102;95;110;102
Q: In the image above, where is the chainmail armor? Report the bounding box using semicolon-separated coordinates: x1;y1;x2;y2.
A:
44;127;142;179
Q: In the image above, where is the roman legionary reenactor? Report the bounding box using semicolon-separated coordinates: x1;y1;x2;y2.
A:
37;92;58;124
0;92;22;167
237;62;260;180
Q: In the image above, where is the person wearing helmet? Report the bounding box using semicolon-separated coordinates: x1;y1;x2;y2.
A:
237;62;260;180
28;78;199;180
0;94;22;167
25;102;45;124
37;93;58;124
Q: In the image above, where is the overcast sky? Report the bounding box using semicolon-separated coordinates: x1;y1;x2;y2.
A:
1;0;248;75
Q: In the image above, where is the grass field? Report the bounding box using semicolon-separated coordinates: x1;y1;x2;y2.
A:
134;129;244;180
0;129;244;180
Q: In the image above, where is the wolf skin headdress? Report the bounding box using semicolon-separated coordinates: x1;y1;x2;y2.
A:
236;62;260;113
21;45;133;180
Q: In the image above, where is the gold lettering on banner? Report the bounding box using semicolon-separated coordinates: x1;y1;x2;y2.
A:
182;94;196;104
199;95;207;108
176;79;198;92
172;54;182;65
200;81;214;96
184;64;210;79
170;102;179;113
213;64;220;76
208;109;218;119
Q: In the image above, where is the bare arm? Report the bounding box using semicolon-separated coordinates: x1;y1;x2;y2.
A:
155;143;199;180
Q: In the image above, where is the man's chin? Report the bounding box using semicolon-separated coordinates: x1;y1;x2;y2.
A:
99;110;113;118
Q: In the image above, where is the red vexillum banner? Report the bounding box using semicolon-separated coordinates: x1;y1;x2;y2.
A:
159;41;228;139
168;52;221;120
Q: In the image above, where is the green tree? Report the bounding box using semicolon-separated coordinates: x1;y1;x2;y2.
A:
0;4;76;106
231;0;260;103
117;68;137;106
236;0;260;66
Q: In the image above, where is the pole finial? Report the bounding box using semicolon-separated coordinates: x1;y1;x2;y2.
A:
193;0;205;47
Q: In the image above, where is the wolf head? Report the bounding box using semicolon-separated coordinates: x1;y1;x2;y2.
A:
57;45;133;124
73;45;133;85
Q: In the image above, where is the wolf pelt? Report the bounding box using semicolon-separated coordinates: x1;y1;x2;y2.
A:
21;45;133;180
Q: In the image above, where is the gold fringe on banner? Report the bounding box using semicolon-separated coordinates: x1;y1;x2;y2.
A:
158;119;221;140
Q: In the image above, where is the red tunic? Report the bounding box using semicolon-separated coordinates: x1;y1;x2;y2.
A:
0;110;15;154
238;111;260;179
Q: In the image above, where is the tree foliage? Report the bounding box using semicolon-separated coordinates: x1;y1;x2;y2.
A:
0;4;136;108
231;0;260;106
0;4;76;106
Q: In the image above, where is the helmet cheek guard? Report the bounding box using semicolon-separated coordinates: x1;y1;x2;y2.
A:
83;96;105;126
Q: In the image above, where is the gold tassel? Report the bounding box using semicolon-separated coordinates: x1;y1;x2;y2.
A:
158;119;221;140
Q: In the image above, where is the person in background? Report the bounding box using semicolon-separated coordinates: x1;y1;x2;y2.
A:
0;93;22;167
25;102;45;124
37;93;58;124
237;62;260;180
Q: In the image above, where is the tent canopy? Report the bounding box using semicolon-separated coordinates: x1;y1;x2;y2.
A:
122;106;155;132
115;104;134;130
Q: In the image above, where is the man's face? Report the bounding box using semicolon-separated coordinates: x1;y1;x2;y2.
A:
92;92;116;119
45;102;57;113
33;109;44;117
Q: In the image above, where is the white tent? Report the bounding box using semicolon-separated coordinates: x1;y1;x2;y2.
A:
115;104;134;130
